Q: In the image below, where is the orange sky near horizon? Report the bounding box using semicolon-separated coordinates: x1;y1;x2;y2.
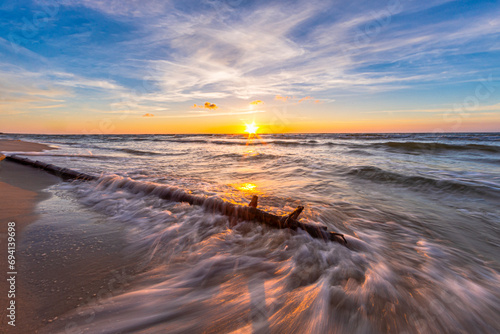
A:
3;95;499;134
2;110;499;134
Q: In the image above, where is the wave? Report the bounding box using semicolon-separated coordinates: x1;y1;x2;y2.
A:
15;134;498;152
43;176;500;334
118;148;163;156
114;148;187;156
120;137;500;151
9;132;500;144
158;138;343;147
214;152;278;160
470;158;500;165
346;149;374;156
161;138;215;144
347;166;499;196
377;142;500;153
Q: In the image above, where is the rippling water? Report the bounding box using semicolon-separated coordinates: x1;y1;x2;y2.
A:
3;133;500;333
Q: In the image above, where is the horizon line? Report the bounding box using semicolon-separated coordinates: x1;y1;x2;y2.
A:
2;131;499;136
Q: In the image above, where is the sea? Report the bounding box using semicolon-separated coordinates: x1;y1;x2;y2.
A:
1;132;499;333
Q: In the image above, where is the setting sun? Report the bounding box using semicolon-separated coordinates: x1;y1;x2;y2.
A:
244;122;259;135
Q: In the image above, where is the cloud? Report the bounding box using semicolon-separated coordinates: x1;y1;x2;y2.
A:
139;2;453;103
275;95;292;102
39;2;500;105
275;95;323;104
70;0;168;17
250;100;263;105
142;113;154;117
367;103;500;114
297;96;322;104
0;66;70;115
155;109;266;118
298;96;313;103
193;102;218;110
29;104;66;109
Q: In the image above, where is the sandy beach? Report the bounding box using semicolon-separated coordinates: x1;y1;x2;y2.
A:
0;140;58;230
0;140;57;244
0;140;137;333
0;140;56;154
0;139;56;235
0;140;58;331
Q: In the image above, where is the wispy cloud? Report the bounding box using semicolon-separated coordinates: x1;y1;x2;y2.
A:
298;96;313;103
29;104;66;109
2;0;499;131
368;103;500;114
156;110;266;118
275;95;292;102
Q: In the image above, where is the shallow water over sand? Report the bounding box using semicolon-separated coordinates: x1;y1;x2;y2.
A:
3;133;499;333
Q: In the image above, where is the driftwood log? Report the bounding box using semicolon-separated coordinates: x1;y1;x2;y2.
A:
5;155;347;245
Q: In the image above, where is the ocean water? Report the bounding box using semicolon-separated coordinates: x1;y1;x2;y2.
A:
2;132;500;333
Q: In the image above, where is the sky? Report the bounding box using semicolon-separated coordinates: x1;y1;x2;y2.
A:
0;0;499;134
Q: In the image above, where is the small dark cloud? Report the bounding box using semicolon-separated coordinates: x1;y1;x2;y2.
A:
193;102;218;110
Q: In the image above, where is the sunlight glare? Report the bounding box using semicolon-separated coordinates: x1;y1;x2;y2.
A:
244;122;259;135
237;183;256;192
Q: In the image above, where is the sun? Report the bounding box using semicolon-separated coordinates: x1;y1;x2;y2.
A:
245;122;259;135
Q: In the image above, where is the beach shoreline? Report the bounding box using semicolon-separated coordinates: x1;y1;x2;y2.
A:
0;139;57;154
0;139;56;234
0;140;59;331
1;140;138;333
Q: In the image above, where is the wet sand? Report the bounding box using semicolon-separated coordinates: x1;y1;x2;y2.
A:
0;139;56;153
0;141;138;333
0;141;59;331
0;160;60;331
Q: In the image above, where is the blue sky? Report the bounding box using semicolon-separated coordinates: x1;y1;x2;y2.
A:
0;0;499;133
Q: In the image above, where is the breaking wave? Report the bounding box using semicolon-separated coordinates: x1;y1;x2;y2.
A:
41;179;500;334
118;148;164;156
347;166;499;197
377;141;500;153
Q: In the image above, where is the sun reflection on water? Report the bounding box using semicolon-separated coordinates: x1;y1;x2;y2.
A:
237;183;257;192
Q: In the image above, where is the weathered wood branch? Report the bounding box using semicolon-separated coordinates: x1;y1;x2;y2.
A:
249;195;258;208
6;155;98;181
4;155;347;245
